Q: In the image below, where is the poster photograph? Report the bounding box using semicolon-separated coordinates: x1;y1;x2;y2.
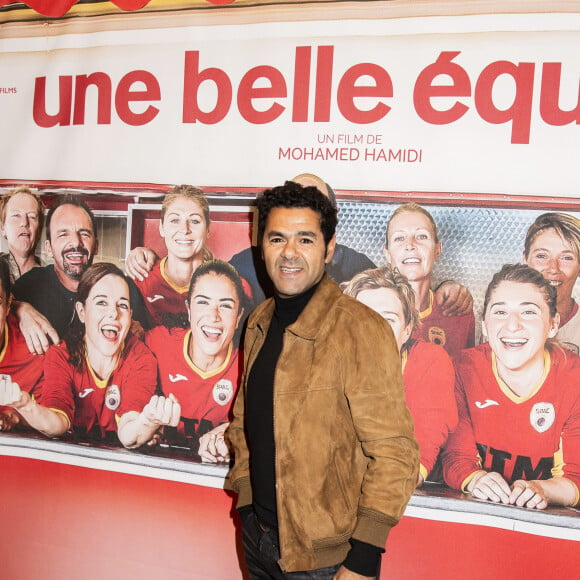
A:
0;1;579;579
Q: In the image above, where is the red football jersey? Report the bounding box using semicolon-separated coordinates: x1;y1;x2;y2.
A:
146;325;241;440
38;334;157;440
402;339;457;479
0;315;44;394
135;258;189;327
0;315;45;417
412;290;475;359
443;343;580;505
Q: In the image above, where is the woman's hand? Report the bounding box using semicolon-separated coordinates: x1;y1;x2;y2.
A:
467;471;511;504
509;480;548;510
198;422;230;463
140;394;181;429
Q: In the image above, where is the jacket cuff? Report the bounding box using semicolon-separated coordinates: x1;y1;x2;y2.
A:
232;475;253;509
351;507;398;550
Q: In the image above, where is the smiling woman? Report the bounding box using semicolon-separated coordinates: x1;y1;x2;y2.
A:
145;260;245;463
384;202;475;358
28;263;180;448
443;264;580;510
135;185;212;328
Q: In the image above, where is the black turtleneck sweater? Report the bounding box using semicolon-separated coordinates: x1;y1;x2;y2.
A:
246;282;317;529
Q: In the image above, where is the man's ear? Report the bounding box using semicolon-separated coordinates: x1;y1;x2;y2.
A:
45;238;53;259
324;235;337;264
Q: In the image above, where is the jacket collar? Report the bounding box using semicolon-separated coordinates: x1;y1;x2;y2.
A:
248;274;340;340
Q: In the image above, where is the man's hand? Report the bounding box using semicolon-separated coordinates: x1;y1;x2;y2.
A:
14;301;59;355
198;422;230;463
125;247;158;282
435;281;473;317
333;566;375;579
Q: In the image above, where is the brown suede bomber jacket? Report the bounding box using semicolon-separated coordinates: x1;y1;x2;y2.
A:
228;274;419;573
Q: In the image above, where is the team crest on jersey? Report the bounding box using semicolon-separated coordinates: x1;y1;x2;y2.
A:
105;384;121;411
530;402;555;433
427;326;446;347
213;379;234;406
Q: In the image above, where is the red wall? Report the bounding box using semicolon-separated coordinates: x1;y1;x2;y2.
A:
1;455;577;579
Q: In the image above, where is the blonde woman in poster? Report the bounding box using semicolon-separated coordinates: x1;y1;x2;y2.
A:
342;265;457;486
0;186;43;283
145;260;244;463
443;264;580;509
383;202;475;359
132;184;213;328
523;212;580;355
9;263;180;448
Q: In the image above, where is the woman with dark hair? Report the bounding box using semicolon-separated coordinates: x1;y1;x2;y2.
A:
443;264;580;509
146;259;245;462
133;185;213;328
0;258;45;431
342;265;457;485
23;263;180;447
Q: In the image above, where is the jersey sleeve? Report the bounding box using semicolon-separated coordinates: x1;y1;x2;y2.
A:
129;278;153;330
560;388;580;506
442;367;482;491
407;343;458;478
116;337;158;417
36;344;75;428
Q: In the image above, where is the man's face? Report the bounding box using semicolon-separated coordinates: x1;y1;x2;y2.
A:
262;207;335;298
46;204;97;284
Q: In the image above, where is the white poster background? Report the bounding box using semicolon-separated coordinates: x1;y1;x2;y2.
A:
0;13;579;195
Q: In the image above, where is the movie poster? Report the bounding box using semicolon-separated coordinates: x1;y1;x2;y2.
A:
0;1;578;577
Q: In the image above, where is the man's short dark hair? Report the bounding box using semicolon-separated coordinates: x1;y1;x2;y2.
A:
46;194;97;242
256;181;338;246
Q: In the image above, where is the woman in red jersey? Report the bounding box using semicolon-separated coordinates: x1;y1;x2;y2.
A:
0;258;45;431
134;185;212;328
146;260;245;463
443;264;580;509
2;263;180;447
383;203;475;358
343;265;457;486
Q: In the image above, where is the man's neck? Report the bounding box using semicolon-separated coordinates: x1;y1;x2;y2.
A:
53;267;79;293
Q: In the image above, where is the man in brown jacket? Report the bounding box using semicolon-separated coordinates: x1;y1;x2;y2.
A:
228;181;419;579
